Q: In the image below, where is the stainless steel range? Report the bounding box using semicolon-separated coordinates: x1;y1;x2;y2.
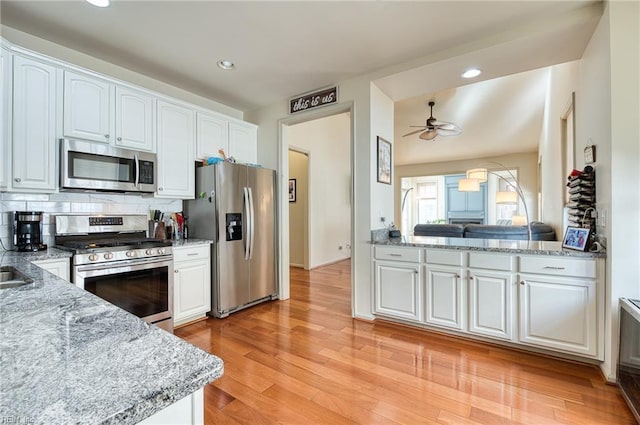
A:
55;214;174;332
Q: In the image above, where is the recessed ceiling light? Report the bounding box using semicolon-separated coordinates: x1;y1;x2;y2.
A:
462;68;482;79
217;60;235;71
85;0;110;7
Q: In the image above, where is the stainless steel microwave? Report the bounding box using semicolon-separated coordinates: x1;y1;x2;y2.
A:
60;139;157;193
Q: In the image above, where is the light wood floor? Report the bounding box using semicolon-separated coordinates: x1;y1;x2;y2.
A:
175;260;634;424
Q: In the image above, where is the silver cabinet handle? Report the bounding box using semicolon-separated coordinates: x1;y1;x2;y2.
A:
414;270;419;275
520;281;525;285
174;270;179;273
158;187;163;191
469;276;474;280
187;253;198;256
543;266;565;270
117;137;122;141
14;177;21;182
389;253;402;257
455;274;460;279
105;134;110;139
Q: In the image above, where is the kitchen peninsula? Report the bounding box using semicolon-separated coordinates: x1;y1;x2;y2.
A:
0;249;223;424
371;235;605;361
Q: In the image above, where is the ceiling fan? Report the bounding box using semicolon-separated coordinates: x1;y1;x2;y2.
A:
403;101;462;140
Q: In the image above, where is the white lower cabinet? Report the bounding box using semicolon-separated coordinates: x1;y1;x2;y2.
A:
518;273;597;357
31;258;70;281
424;265;465;330
468;270;515;341
374;260;422;322
173;245;211;327
139;388;203;425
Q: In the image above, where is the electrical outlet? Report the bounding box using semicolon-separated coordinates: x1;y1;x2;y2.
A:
338;244;343;250
346;243;351;250
380;216;386;223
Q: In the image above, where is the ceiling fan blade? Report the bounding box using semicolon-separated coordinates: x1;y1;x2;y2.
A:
403;128;426;137
437;127;462;137
419;129;438;141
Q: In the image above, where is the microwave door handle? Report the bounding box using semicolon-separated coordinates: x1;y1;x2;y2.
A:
134;154;140;188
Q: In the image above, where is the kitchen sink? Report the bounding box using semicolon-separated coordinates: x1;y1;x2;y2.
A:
0;266;34;289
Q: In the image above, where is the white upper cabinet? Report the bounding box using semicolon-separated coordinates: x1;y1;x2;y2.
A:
12;55;58;192
228;120;257;164
0;47;10;190
156;99;195;199
115;86;155;151
63;70;112;144
196;112;229;160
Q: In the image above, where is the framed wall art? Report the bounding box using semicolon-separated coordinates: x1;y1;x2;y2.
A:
377;136;391;185
288;178;297;202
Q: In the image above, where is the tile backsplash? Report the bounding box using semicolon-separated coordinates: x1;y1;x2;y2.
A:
0;192;182;249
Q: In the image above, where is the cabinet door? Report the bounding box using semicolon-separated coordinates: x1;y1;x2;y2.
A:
228;121;257;164
12;55;57;191
63;70;112;143
425;265;465;330
374;261;422;322
196;112;228;160
0;48;10;190
519;274;597;357
115;86;154;151
174;258;211;326
156;100;195;199
32;258;70;281
468;270;515;340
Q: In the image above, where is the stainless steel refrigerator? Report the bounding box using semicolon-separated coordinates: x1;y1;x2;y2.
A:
185;162;277;318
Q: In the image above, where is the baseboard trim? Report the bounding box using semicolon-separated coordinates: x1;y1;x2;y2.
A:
309;257;351;270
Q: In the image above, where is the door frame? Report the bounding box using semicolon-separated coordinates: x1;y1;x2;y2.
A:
277;101;355;305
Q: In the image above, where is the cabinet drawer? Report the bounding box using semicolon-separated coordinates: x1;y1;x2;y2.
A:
426;249;464;266
519;256;596;279
374;246;423;262
174;244;210;262
469;252;514;271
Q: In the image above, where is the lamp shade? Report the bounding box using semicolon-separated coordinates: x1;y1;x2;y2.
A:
512;215;527;226
466;168;488;182
496;191;518;204
458;178;480;192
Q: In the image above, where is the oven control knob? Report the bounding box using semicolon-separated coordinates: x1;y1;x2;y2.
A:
126;250;137;258
145;249;154;255
88;254;98;262
104;252;114;260
157;248;165;255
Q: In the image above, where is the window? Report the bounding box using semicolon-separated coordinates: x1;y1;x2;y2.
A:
416;182;438;223
494;170;521;223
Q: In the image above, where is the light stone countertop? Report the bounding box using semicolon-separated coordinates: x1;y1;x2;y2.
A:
0;250;223;425
171;238;213;248
373;235;606;258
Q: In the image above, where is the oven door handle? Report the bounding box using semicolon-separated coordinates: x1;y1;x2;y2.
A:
75;257;172;274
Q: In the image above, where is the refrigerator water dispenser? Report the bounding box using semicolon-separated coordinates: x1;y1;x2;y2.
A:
226;213;243;241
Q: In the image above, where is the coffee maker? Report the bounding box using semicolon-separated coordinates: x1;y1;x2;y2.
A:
13;211;47;252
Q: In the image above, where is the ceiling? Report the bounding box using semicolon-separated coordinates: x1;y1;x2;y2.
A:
0;1;602;166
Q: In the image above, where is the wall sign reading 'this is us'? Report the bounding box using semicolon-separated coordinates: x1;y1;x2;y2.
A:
289;86;338;114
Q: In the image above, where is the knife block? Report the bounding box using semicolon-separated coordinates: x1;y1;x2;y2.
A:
149;220;166;240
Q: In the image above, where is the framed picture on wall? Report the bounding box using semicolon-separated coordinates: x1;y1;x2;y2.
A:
288;179;297;202
377;136;391;185
562;226;591;251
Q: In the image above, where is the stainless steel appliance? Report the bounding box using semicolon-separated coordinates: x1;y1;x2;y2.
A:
60;138;156;193
185;162;277;318
618;298;640;422
13;211;47;252
55;214;174;332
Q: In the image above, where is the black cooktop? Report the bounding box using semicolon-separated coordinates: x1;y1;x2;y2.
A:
55;232;172;253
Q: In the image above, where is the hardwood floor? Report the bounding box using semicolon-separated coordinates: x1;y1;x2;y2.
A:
175;260;634;424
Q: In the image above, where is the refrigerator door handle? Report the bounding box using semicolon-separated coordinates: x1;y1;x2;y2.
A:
248;187;255;260
243;187;251;260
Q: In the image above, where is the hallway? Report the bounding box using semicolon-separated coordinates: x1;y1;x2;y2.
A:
175;260;633;424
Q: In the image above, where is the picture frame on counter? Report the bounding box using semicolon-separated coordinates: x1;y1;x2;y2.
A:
377;136;391;185
288;179;297;202
562;226;591;251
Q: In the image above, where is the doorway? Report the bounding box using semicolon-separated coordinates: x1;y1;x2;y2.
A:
288;149;309;269
278;104;354;303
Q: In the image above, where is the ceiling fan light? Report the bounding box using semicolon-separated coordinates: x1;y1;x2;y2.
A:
462;68;482;79
85;0;110;7
419;130;437;141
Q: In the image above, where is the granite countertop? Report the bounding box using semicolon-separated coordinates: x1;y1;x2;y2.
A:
0;250;223;425
373;235;606;258
171;238;213;248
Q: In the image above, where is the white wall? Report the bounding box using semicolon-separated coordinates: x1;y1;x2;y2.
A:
370;84;395;229
287;113;351;268
288;150;308;268
538;61;579;233
395;152;539;233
